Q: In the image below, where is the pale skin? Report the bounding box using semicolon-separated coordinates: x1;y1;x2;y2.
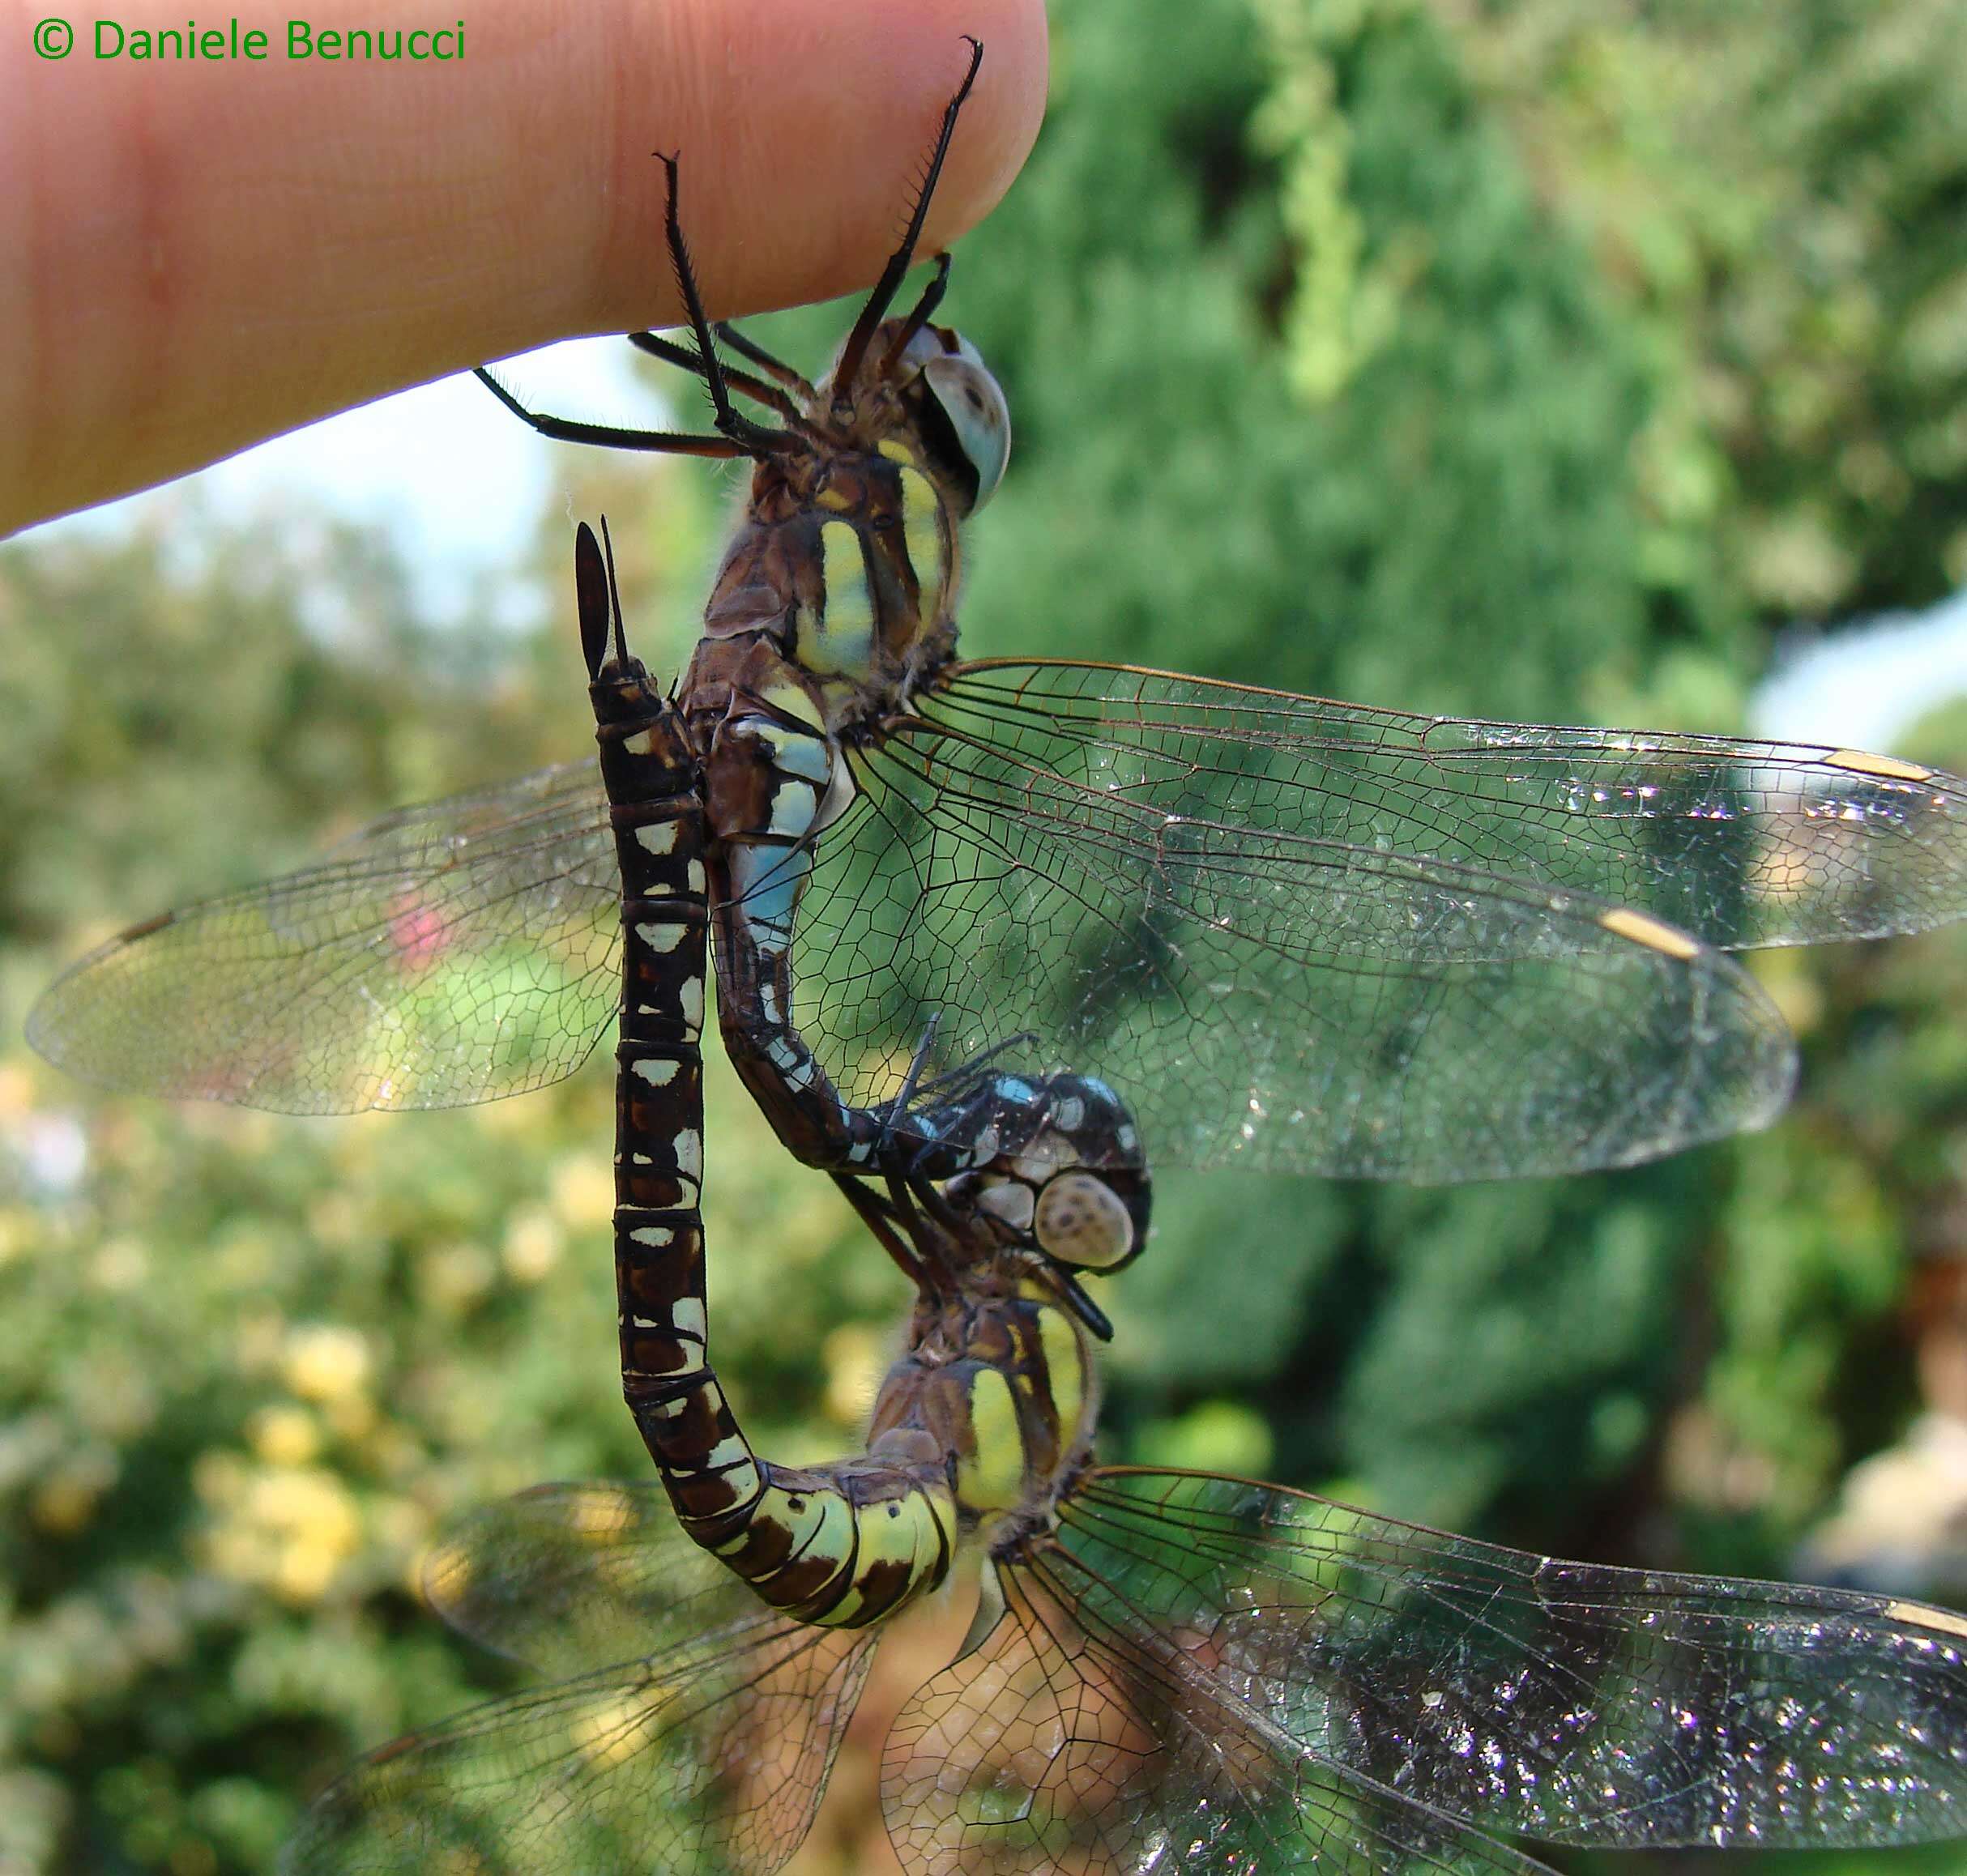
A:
0;0;1048;536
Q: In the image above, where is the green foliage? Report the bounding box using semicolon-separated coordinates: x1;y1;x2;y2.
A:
1453;0;1967;618
5;0;1967;1870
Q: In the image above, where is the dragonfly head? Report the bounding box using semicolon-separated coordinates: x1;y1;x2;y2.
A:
889;322;1011;515
945;1072;1154;1306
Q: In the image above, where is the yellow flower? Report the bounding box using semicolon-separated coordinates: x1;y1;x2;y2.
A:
550;1154;615;1230
247;1405;322;1467
502;1207;564;1282
203;1465;362;1605
282;1324;373;1404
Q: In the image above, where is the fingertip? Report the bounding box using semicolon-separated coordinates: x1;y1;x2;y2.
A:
6;0;1048;530
573;0;1049;334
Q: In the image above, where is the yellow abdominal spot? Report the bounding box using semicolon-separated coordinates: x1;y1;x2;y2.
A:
824;1490;950;1625
766;778;819;838
959;1368;1029;1513
759;680;825;730
730;1484;851;1574
753;722;832;784
633;923;688;955
633;821;678;855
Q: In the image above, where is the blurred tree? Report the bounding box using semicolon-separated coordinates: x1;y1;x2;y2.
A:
1448;0;1967;619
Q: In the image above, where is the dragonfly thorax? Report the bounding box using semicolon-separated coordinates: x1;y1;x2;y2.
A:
693;458;962;730
685;323;1006;733
868;1264;1099;1538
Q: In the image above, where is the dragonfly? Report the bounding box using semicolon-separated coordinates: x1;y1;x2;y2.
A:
28;38;1967;1184
549;509;1150;1610
280;1070;1967;1874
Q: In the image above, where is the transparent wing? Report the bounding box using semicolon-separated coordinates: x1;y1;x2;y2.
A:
883;1540;1556;1876
423;1480;758;1678
282;1483;875;1876
1035;1468;1967;1851
796;731;1797;1179
933;663;1967;949
28;764;620;1114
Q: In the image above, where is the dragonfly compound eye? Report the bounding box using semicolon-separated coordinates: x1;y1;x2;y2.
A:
1034;1170;1137;1272
902;326;1010;513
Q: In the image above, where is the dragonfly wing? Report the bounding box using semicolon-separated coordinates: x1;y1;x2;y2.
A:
929;662;1967;949
881;1543;1557;1876
282;1482;876;1876
28;763;620;1114
423;1481;766;1678
1050;1469;1967;1851
797;740;1794;1179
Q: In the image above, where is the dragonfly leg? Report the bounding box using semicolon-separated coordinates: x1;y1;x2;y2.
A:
625;330;801;421
475;365;745;457
713;319;817;398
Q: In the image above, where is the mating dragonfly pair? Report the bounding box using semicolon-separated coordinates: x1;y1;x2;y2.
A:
280;1031;1967;1874
30;38;1967;1875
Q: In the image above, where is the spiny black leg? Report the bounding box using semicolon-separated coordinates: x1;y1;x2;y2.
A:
881;254;953;370
880;1013;945;1153
912;1028;1037;1106
714;322;817;399
475;366;743;459
658;155;797;457
887;1164;970;1281
626;331;800;421
830;36;984;399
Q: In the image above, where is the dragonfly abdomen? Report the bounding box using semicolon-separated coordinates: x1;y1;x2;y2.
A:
603;820;715;1477
715;1442;954;1629
587;531;964;1633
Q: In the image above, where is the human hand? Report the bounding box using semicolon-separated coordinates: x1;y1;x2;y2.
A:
2;0;1047;535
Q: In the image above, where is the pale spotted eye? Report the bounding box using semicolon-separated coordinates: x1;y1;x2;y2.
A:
1033;1170;1135;1271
